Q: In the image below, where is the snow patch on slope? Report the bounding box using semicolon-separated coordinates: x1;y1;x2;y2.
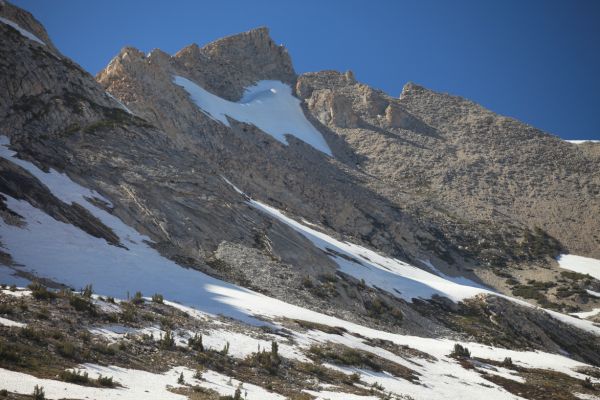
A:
558;254;600;280
0;136;268;325
0;365;191;400
571;308;600;319
304;390;379;400
221;177;600;335
198;370;286;399
0;316;26;328
566;140;600;144
249;196;491;302
105;91;134;115
173;76;333;155
0;16;45;45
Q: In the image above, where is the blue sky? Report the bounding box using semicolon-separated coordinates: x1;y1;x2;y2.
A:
12;0;600;140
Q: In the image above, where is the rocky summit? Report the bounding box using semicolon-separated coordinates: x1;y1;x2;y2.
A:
1;1;599;399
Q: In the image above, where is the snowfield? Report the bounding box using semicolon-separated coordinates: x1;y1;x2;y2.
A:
0;364;283;400
0;365;191;400
558;254;600;281
173;76;333;155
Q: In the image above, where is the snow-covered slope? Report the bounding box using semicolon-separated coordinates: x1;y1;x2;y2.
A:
1;135;598;335
249;195;487;302
566;140;600;144
173;76;333;155
224;178;600;335
558;254;600;280
2;138;600;399
1;288;598;400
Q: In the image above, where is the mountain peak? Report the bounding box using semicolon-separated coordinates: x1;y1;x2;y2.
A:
187;26;296;92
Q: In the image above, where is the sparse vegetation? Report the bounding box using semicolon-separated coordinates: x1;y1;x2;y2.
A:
57;340;79;359
245;340;281;375
32;385;45;400
131;291;144;305
364;296;403;322
220;341;230;356
188;333;204;352
450;343;471;359
120;302;137;322
308;343;418;382
560;270;590;281
151;293;164;304
27;282;56;301
81;284;93;298
97;374;115;387
60;369;90;384
292;319;347;335
69;293;97;315
583;377;594;390
159;329;175;349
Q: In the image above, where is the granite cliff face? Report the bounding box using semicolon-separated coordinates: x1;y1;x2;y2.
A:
1;2;600;389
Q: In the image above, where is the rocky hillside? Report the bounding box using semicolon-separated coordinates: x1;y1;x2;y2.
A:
1;1;600;399
97;23;600;309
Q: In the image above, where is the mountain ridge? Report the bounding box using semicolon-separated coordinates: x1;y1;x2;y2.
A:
1;3;600;398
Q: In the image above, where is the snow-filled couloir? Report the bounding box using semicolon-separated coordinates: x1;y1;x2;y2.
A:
173;76;333;155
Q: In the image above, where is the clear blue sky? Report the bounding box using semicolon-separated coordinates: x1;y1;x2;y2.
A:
12;0;600;140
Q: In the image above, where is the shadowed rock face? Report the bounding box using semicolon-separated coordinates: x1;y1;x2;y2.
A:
1;1;600;363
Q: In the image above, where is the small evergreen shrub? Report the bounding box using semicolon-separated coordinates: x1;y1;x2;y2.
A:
220;341;230;356
69;295;96;315
60;369;89;384
450;343;471;359
501;357;513;367
194;367;204;379
151;293;164;304
27;282;56;300
20;326;43;342
159;329;175;349
120;302;137;322
97;375;115;387
32;385;45;400
81;284;93;298
188;333;204;352
131;291;144;305
57;341;78;359
233;386;242;400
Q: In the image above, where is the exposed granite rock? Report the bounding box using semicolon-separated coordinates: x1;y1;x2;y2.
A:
297;70;600;264
307;89;358;128
0;0;60;54
1;1;600;363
